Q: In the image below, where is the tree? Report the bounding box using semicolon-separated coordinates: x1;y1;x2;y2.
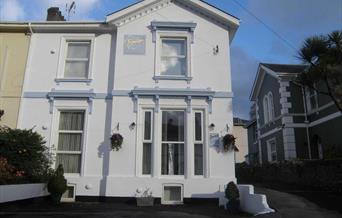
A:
297;30;342;113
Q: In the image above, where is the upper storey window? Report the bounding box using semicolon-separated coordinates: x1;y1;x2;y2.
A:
151;21;196;82
64;41;91;78
305;87;318;112
56;36;94;83
160;38;187;76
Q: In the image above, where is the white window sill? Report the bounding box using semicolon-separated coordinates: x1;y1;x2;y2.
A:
153;76;192;82
55;78;92;84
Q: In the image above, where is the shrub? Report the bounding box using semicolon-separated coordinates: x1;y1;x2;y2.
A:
0;157;15;184
225;181;240;214
0;127;51;184
225;181;240;200
47;164;67;204
236;159;342;193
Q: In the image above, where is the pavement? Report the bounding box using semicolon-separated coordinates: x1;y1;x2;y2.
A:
0;188;341;218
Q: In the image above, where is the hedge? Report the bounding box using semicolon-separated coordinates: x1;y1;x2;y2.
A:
236;159;342;193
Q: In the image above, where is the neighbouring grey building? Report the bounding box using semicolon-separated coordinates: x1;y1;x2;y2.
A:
247;63;342;164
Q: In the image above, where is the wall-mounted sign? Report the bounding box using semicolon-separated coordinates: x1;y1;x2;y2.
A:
210;133;220;148
124;35;146;55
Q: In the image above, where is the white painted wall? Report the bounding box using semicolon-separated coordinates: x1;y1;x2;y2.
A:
18;0;236;200
113;3;232;92
0;183;48;203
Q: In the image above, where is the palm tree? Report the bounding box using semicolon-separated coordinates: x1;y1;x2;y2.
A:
298;30;342;113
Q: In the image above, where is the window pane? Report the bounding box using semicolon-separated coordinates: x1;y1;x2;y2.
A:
162;111;184;142
56;154;81;173
142;143;152;175
164;186;182;202
162;39;186;56
194;144;203;175
67;42;90;59
65;61;89;78
161;143;184;175
195;113;202;141
58;133;82;151
271;142;276;152
59;112;84;131
144;112;152;140
160;57;186;76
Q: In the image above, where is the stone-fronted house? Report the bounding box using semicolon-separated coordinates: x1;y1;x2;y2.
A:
248;63;342;164
3;0;243;203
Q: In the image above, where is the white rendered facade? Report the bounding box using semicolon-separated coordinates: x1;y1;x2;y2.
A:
17;0;239;201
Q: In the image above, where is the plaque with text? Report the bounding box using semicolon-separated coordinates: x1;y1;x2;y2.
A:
124;35;146;55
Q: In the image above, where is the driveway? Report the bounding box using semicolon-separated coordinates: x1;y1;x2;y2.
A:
255;187;341;218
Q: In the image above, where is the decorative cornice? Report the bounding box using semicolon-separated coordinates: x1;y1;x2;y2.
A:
47;89;96;99
113;0;172;27
151;21;197;32
130;87;215;97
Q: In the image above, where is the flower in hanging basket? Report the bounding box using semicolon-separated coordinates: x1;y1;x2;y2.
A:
110;133;123;151
222;134;238;152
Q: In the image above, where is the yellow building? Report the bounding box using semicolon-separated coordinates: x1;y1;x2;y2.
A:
0;24;30;128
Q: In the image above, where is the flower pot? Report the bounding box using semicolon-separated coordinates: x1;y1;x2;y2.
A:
50;193;63;204
227;199;240;214
136;197;154;206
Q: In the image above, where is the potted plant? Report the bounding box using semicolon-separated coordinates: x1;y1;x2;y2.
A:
110;133;123;151
135;187;154;206
225;181;240;214
222;134;238;152
47;164;67;204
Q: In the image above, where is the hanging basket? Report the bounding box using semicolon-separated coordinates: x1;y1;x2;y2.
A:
222;134;238;152
110;133;123;151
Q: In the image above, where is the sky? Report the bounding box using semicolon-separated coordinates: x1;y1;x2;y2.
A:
1;0;341;119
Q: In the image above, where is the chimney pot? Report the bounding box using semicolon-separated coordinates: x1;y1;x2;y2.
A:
46;7;66;21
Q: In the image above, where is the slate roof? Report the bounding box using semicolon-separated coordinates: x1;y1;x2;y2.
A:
261;63;307;74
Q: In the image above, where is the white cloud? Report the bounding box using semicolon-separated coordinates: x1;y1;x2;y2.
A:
0;0;24;21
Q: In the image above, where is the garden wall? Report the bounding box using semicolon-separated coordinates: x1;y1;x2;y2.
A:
236;159;342;193
0;183;48;203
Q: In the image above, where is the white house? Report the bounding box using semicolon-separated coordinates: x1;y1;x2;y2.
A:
17;0;240;204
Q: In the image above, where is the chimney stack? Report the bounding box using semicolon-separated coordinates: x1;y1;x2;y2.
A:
46;7;65;21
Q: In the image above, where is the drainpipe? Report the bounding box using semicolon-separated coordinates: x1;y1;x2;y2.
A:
302;87;312;159
28;22;33;35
